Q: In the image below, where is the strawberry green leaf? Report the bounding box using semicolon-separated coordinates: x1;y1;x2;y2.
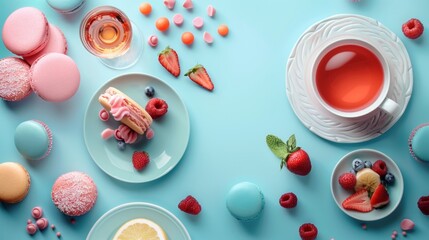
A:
266;134;288;159
286;134;297;152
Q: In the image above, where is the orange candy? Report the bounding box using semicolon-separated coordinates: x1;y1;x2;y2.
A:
139;2;152;15
217;24;229;36
181;32;194;45
156;17;170;32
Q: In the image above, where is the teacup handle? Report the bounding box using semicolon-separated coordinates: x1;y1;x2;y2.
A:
380;98;399;116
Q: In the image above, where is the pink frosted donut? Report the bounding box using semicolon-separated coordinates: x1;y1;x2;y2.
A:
51;172;97;216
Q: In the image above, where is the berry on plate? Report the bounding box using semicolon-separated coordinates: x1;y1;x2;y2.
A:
352;158;364;172
402;18;424;39
372;159;388;177
370;184;390;208
158;46;180;77
338;172;356;190
185;64;214;91
279;192;298;208
145;98;168;119
384;172;395;185
178;195;201;215
417;196;429;215
145;86;155;98
266;134;312;176
132;151;150;171
342;189;373;212
299;223;318;240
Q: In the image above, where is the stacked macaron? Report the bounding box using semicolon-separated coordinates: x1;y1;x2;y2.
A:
0;7;79;102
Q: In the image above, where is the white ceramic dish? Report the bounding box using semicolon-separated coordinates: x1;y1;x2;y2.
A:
330;149;403;221
286;14;413;143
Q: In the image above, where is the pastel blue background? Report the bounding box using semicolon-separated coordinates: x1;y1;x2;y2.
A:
1;0;429;239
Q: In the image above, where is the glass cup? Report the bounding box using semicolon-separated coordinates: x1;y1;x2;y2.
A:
80;6;142;69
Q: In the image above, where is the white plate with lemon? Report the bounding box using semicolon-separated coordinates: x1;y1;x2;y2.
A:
86;202;191;240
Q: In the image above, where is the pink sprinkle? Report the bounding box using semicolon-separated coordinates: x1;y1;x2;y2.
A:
31;206;43;219
400;218;415;231
393;230;398;236
402;231;407;236
192;17;204;29
101;128;115;139
391;234;396;239
173;14;184;26
203;31;214;44
26;223;37;235
145;128;154;139
27;219;32;224
361;223;367;230
148;35;158;47
51;224;56;230
163;0;175;9
99;109;109;121
36;218;49;230
207;5;216;17
183;0;193;9
56;232;61;238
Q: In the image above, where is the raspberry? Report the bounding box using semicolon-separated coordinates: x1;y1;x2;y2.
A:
279;192;298;208
178;195;201;215
402;18;424;39
299;223;318;240
417;196;429;215
132;151;150;171
145;98;168;119
372;160;388;177
338;172;356;190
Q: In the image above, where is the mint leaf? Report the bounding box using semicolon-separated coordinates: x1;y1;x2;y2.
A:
266;134;288;159
286;134;297;152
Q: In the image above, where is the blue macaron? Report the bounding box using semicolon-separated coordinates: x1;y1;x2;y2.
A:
14;120;53;160
46;0;86;14
226;182;265;221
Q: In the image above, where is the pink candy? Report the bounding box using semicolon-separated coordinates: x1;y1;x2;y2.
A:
192;17;204;28
207;5;216;17
203;32;213;44
26;223;37;235
173;14;184;26
183;0;193;9
163;0;175;9
36;218;49;230
101;128;115;139
148;35;158;47
145;128;154;139
400;218;415;231
99;109;109;121
31;206;43;219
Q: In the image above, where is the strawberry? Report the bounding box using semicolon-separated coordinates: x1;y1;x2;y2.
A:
266;134;312;176
342;189;373;212
370;184;390;208
145;98;168;119
338;172;356;190
178;195;201;215
402;18;424;39
279;192;298;208
372;159;388;178
184;64;214;91
417;196;429;215
299;223;318;240
132;151;150;171
158;46;180;77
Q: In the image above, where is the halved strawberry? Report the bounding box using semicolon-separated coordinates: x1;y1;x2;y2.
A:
185;64;214;91
158;46;180;77
370;184;390;208
342;189;373;212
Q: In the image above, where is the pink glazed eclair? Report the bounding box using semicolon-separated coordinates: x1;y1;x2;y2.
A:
98;87;153;135
2;7;49;57
24;24;68;65
0;57;32;101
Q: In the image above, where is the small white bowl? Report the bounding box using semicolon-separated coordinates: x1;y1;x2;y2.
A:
330;149;403;221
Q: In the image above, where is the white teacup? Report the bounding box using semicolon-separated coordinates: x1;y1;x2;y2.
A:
309;37;399;119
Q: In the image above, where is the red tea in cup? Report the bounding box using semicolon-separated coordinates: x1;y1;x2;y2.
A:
315;44;384;112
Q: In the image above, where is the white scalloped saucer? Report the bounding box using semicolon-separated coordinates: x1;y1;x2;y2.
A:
286;14;413;143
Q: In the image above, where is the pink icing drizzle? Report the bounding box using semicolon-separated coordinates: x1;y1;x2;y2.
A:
145;128;154;139
116;124;138;144
108;95;130;121
101;128;115;139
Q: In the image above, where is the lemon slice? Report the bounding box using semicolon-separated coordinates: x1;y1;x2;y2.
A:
112;218;168;240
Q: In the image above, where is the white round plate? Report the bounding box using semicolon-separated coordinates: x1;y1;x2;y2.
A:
83;73;190;183
330;149;404;221
87;202;191;240
286;14;413;143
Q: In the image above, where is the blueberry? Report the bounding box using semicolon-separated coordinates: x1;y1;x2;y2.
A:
364;160;372;168
352;158;364;172
145;86;155;98
384;172;395;185
117;140;126;151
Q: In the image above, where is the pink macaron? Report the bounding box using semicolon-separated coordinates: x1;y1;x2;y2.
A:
51;171;97;216
30;53;80;102
0;57;32;101
24;24;68;65
2;7;49;57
